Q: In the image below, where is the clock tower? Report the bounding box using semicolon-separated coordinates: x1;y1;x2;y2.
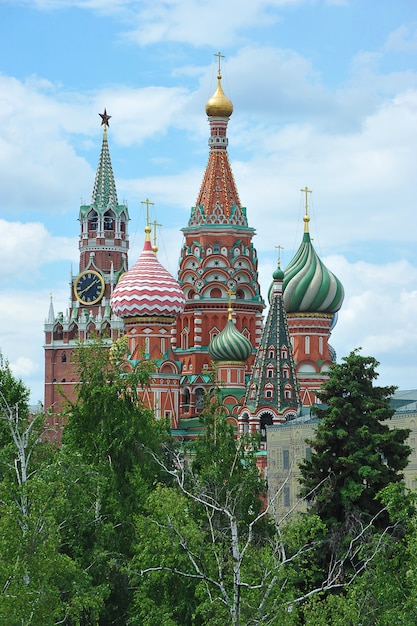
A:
44;111;128;419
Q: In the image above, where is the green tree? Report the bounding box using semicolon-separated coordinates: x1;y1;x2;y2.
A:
0;353;100;624
299;349;411;528
61;338;171;625
131;392;332;626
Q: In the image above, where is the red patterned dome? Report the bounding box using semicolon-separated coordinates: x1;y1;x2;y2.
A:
111;229;185;319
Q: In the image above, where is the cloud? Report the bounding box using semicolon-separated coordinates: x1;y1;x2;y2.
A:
0;220;77;282
325;256;417;388
122;0;290;47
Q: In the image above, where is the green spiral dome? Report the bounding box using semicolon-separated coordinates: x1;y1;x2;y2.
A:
282;230;344;313
208;317;252;362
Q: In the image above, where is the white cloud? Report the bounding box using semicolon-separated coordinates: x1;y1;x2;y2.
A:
0;220;77;282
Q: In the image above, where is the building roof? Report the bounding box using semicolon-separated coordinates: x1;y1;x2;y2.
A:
111;228;185;319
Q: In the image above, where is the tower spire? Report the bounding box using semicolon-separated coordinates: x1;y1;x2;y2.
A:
91;110;118;209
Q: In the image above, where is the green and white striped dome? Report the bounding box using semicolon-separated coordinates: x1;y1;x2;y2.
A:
209;314;252;362
283;223;344;314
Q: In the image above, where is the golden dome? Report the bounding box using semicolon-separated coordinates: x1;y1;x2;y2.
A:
205;73;233;118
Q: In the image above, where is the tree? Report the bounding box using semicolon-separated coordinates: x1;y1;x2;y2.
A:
0;352;101;624
302;484;417;625
61;337;172;625
130;391;367;625
299;349;411;528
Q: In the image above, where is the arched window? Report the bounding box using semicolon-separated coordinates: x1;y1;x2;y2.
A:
260;412;273;442
305;336;310;355
195;388;205;410
181;329;189;350
210;287;222;298
104;211;114;230
61;352;67;363
183;388;190;407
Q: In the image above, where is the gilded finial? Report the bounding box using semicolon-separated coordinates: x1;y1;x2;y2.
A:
227;288;234;321
214;51;225;79
141;198;155;242
205;52;233;118
151;219;162;255
275;244;284;268
301;186;312;232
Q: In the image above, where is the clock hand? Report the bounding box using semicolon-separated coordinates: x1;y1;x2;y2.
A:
77;279;101;297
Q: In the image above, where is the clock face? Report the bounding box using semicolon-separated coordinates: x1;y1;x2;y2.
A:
74;270;105;305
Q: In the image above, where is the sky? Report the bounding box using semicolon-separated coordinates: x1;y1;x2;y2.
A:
0;0;416;405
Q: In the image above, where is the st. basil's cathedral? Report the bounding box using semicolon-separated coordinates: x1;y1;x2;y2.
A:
44;63;345;459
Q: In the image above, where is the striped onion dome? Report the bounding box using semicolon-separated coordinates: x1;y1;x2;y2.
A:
111;227;185;319
208;311;252;362
282;214;344;314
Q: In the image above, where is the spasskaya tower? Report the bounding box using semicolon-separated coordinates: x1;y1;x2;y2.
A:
44;111;128;416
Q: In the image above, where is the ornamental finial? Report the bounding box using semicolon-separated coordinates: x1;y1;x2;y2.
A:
214;51;225;79
300;186;312;233
99;108;111;128
227;288;234;321
141;198;155;242
151;219;162;255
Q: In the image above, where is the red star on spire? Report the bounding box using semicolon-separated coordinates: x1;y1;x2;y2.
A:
99;108;111;127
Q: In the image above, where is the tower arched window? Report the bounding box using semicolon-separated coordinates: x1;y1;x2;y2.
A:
305;336;310;355
104;211;114;230
319;336;323;354
181;328;189;350
88;212;98;231
61;352;67;363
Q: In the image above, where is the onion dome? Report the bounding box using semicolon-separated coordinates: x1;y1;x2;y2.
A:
111;226;185;319
283;214;344;314
273;265;285;281
205;71;233;118
209;309;252;362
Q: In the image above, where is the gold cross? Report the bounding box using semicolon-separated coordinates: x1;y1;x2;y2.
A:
141;198;155;228
300;186;312;216
275;245;284;267
151;219;162;254
226;287;234;308
214;51;225;76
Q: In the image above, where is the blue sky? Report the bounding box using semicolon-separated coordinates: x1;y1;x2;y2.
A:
0;0;416;404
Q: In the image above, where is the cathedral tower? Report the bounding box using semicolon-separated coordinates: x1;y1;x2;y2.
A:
176;56;264;418
240;262;300;452
282;188;344;406
111;217;185;427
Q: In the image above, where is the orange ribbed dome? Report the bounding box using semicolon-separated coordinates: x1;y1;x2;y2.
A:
205;74;233;118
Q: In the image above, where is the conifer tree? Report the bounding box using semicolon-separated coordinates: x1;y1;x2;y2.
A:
299;349;411;527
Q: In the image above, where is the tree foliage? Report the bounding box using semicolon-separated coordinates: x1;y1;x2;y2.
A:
299;349;411;527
